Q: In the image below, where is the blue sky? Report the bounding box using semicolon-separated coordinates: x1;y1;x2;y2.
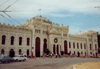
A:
0;0;100;34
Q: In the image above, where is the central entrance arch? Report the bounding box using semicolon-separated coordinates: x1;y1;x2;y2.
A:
9;49;15;57
35;37;40;57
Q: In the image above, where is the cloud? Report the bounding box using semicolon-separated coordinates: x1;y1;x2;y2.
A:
0;0;100;18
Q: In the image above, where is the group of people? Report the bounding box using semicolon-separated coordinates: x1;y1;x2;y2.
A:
43;53;61;58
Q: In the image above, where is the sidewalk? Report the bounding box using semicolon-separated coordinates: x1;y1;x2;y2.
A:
74;62;100;69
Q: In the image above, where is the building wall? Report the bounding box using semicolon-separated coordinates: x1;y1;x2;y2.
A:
0;16;99;57
0;24;32;56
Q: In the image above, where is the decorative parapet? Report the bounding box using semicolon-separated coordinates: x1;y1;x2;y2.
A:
0;23;31;33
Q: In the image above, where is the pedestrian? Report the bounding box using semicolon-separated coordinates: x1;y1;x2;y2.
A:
56;54;57;58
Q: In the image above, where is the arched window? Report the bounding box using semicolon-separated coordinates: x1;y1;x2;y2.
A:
1;49;4;54
84;43;86;49
19;49;22;55
43;39;47;53
90;44;92;50
57;45;59;55
2;35;6;45
19;37;22;45
81;43;82;49
69;42;71;48
73;42;75;49
11;36;14;45
53;44;55;54
64;40;68;54
27;49;29;57
27;38;30;46
9;49;15;57
77;43;79;49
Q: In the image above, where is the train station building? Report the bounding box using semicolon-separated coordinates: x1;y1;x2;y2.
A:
0;16;98;57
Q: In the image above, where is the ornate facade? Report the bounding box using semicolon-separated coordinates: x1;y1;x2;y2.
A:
0;16;98;57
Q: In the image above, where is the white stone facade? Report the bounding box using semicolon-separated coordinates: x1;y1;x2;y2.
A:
0;16;98;57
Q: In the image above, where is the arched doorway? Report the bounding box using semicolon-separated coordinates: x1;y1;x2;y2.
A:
1;49;4;55
9;49;15;57
77;51;80;57
19;49;22;55
53;44;55;54
43;39;47;53
64;40;67;54
57;45;59;55
35;37;40;57
27;49;29;57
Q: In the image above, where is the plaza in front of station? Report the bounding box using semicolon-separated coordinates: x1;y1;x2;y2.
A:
0;57;100;69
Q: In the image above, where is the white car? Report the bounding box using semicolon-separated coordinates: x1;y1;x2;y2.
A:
13;55;27;62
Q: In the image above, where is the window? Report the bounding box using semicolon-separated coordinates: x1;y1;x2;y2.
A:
95;44;97;50
77;43;79;49
35;29;41;33
2;35;6;45
11;36;14;45
73;42;75;49
84;43;86;49
19;37;22;45
69;42;71;48
74;51;75;55
90;44;92;50
19;49;22;55
81;43;82;49
81;52;83;55
27;38;30;46
1;49;4;54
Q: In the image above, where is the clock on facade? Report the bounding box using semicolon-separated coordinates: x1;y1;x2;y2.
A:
54;38;58;43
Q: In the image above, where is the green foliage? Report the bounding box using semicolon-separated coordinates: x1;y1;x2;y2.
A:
45;49;50;55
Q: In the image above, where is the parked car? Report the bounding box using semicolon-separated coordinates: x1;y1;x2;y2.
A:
0;55;13;63
13;55;27;62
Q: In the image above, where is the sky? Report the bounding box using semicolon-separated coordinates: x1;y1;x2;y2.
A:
0;0;100;34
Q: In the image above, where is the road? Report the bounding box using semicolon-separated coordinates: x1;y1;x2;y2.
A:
0;57;100;69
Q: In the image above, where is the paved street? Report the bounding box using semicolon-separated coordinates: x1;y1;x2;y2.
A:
0;57;100;69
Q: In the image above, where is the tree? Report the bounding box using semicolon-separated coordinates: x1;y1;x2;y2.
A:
45;48;50;55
